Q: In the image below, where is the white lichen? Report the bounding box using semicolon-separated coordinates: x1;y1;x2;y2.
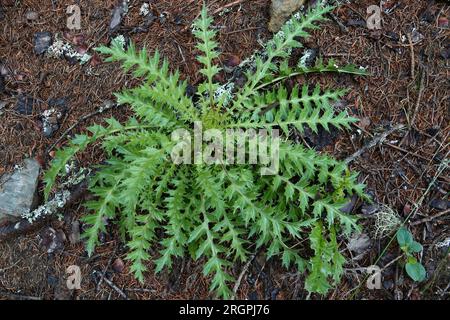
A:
214;82;235;106
46;37;91;65
139;2;150;16
373;205;402;239
436;238;450;249
298;49;314;68
22;166;89;223
79;53;92;65
219;8;231;17
239;52;257;69
42;107;63;137
22;190;71;223
123;0;130;14
13;164;24;171
64;161;75;175
61;166;89;189
274;30;286;42
112;34;126;50
46;39;71;58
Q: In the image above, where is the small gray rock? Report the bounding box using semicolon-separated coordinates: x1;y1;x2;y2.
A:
430;199;449;211
0;158;41;223
110;9;123;31
0;63;9;76
268;0;305;32
347;19;367;28
47;274;58;287
110;1;129;32
34;32;52;55
25;11;39;21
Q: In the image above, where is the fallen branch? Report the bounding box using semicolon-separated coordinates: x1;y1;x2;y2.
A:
96;246;118;292
0;178;88;241
328;11;348;33
0;290;42;300
410;70;426;127
212;0;246;15
345;124;406;164
125;288;157;294
231;253;255;300
410;208;450;226
182;0;247;32
407;33;416;79
93;270;128;300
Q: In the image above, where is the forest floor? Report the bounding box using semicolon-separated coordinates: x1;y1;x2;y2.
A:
0;0;448;300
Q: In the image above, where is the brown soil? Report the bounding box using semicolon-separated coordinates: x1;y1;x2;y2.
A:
0;0;449;300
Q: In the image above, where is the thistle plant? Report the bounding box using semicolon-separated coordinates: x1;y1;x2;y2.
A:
44;4;367;298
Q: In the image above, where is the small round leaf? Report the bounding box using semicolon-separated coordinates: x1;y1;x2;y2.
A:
397;227;413;247
405;262;426;282
408;241;423;253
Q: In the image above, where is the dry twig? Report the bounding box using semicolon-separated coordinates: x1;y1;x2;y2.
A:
411;208;450;226
345;124;406;164
231;254;255;300
93;270;128;300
